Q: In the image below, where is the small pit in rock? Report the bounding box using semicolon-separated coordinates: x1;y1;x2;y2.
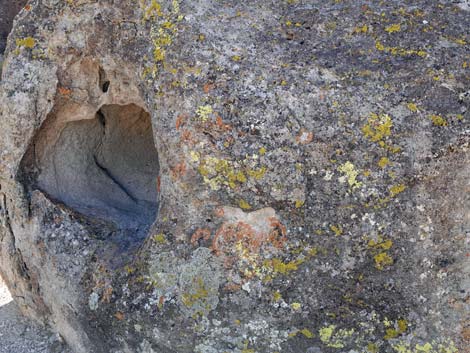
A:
20;104;159;254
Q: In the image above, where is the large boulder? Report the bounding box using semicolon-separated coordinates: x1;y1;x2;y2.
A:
0;1;469;352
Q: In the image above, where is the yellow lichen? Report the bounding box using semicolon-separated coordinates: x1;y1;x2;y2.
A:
392;340;458;353
239;199;251;210
362;113;393;143
389;184;406;197
385;328;400;340
319;325;354;349
16;37;35;48
429;115;448;127
246;166;267;180
153;233;166;244
376;40;385;51
300;328;314;338
263;258;304;275
196;105;213;121
378;156;390;168
295;200;304;208
319;325;335;343
291;302;301;310
353;24;368;34
330;224;343;236
375;41;427;57
272;291;282;302
374;252;393;270
407;102;418;112
190;150;200;162
368;238;393;251
181;277;209;307
385;24;401;33
338;161;362;189
197;155;267;191
143;0;163;19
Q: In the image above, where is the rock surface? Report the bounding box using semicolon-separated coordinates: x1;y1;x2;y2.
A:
0;276;69;353
0;1;469;353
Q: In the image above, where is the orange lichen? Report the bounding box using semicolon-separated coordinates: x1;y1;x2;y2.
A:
203;82;215;93
175;114;186;130
58;87;72;96
156;175;161;193
296;129;314;144
114;312;124;320
210;208;289;283
191;228;211;245
171;161;186;179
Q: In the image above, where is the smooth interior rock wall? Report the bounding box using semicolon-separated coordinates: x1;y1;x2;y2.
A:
22;104;159;229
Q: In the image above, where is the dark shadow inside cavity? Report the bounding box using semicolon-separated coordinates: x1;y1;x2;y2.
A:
98;66;110;93
20;104;159;250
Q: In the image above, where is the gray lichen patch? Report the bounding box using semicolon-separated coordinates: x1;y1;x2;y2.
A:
147;247;222;319
178;247;222;319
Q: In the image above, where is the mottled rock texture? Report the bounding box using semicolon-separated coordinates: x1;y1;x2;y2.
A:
0;1;469;353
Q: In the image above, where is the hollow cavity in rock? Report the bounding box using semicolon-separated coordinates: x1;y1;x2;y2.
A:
21;104;159;235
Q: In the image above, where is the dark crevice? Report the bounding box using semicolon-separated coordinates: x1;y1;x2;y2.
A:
98;66;110;93
102;81;110;93
96;109;106;127
92;154;137;203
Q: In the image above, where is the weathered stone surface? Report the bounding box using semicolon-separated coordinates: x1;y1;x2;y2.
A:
0;1;469;352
